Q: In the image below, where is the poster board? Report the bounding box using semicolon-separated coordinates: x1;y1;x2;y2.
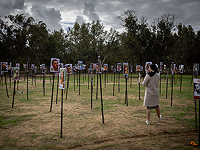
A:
13;67;20;81
145;62;152;74
194;78;200;100
72;66;76;74
194;63;199;76
136;65;140;72
59;68;66;89
50;58;60;72
117;63;122;72
66;64;72;74
123;63;129;75
31;64;35;70
1;62;8;72
103;64;108;72
77;61;83;70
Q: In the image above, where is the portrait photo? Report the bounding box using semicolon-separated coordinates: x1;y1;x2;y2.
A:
66;64;72;74
50;58;60;72
171;62;175;75
194;79;200;100
103;64;108;72
98;56;102;73
136;65;140;72
13;67;20;81
59;68;66;89
96;63;100;73
42;64;45;74
123;63;129;75
78;61;83;70
72;66;76;74
117;63;122;72
1;62;8;72
140;66;143;72
145;62;152;74
31;64;35;70
194;63;199;76
160;62;163;72
16;63;20;70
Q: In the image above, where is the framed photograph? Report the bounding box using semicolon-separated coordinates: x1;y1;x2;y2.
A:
111;65;114;72
103;64;108;72
13;67;20;81
164;65;166;70
1;62;8;72
31;64;35;70
97;56;102;74
123;63;129;75
66;64;72;74
16;63;20;70
180;65;184;73
160;62;163;72
59;68;66;89
194;78;200;100
145;62;152;74
59;63;63;68
77;61;83;70
35;66;37;73
42;64;45;74
50;58;60;72
171;62;175;75
194;63;199;76
11;67;14;76
136;65;140;72
72;66;76;74
96;63;101;73
23;64;27;70
130;65;133;73
117;63;122;72
140;66;143;72
83;64;86;70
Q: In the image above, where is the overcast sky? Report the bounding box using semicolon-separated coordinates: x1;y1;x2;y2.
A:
0;0;200;33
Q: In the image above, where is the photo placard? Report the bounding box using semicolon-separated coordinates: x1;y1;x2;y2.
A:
77;61;83;70
194;63;199;75
66;64;72;74
123;63;129;75
103;64;108;72
1;62;8;72
59;68;66;89
194;78;200;100
145;62;152;74
13;67;20;81
136;65;140;72
72;66;76;74
50;58;60;72
31;64;35;70
42;64;45;74
16;63;20;70
117;63;122;72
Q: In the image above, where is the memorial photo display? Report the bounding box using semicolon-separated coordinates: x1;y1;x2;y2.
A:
50;58;60;72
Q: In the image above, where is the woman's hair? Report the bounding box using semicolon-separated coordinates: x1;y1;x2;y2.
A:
150;64;158;73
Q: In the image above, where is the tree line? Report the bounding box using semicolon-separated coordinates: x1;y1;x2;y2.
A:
0;10;199;73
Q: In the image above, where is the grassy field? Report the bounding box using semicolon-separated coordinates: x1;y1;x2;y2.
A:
0;73;199;149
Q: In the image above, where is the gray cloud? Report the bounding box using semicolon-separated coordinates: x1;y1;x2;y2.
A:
0;0;200;32
83;2;99;21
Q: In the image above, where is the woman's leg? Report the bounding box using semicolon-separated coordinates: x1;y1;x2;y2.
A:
147;109;151;121
155;107;160;118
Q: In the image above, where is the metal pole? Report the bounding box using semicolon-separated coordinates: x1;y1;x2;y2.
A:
50;73;55;112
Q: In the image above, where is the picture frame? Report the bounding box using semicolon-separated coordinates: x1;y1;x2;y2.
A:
1;62;8;72
194;78;200;100
59;68;66;89
145;62;152;74
50;58;60;72
13;67;20;81
123;63;129;75
66;64;72;74
117;63;122;72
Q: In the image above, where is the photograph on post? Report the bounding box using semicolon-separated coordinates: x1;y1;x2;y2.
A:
31;64;35;70
59;63;63;69
16;63;20;70
23;64;27;71
111;65;114;72
83;64;86;70
123;63;129;75
11;67;14;76
42;64;45;74
160;62;163;72
180;65;184;73
96;63;100;73
103;64;108;72
164;65;166;70
78;61;83;70
130;65;133;73
72;66;76;74
59;68;66;89
1;62;8;72
171;62;175;75
136;65;140;72
194;63;199;75
50;58;60;72
194;79;200;100
98;56;102;73
66;64;72;74
35;66;37;73
13;67;20;81
117;63;122;72
145;62;152;74
140;66;143;72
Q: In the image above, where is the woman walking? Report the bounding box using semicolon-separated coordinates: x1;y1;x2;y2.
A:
142;64;161;125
